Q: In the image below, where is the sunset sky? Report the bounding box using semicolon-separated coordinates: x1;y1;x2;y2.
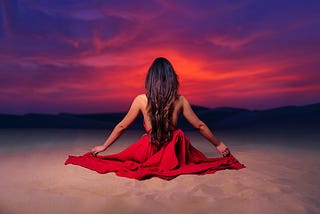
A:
0;0;320;114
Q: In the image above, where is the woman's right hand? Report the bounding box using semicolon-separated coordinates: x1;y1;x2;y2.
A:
91;145;107;156
216;141;231;157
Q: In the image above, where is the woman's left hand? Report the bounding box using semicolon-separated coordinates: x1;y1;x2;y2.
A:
91;145;107;156
216;141;231;157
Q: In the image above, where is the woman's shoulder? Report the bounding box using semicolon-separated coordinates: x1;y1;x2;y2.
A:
134;93;187;105
133;94;148;105
135;93;186;100
177;94;188;103
173;94;188;110
135;93;147;101
175;95;192;111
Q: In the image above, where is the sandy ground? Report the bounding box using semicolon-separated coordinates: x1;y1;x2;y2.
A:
0;128;319;214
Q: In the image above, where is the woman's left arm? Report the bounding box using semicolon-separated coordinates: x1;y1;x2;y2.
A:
91;95;142;156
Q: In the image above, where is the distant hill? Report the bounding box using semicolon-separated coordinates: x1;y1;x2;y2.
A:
198;103;320;131
0;103;319;131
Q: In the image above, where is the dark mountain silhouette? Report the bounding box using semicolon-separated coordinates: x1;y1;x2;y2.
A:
0;103;319;131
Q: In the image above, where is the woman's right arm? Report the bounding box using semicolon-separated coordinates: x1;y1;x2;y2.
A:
91;95;142;156
181;96;230;157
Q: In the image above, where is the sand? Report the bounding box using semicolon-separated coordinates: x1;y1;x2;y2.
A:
0;128;319;214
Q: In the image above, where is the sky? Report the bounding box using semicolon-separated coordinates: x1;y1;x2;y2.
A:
0;0;320;114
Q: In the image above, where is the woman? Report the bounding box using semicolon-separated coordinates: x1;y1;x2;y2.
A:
65;57;245;180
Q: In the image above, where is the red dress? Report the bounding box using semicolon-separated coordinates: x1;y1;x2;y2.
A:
65;124;245;180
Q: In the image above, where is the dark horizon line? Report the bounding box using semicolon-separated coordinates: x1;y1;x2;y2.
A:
1;101;319;116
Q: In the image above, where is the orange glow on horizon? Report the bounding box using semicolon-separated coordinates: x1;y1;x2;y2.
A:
1;1;319;114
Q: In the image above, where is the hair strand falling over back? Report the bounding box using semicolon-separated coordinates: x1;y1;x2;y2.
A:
145;57;179;150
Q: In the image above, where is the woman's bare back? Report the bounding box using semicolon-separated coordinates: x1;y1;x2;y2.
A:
138;94;183;131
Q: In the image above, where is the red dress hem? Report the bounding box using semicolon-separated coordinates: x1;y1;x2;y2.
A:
65;129;245;181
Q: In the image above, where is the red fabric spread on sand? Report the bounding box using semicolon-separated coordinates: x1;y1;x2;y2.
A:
65;128;245;180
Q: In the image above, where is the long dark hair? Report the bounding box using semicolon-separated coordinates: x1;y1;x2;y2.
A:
145;57;179;149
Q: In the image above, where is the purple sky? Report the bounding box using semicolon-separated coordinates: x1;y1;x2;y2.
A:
0;0;320;114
